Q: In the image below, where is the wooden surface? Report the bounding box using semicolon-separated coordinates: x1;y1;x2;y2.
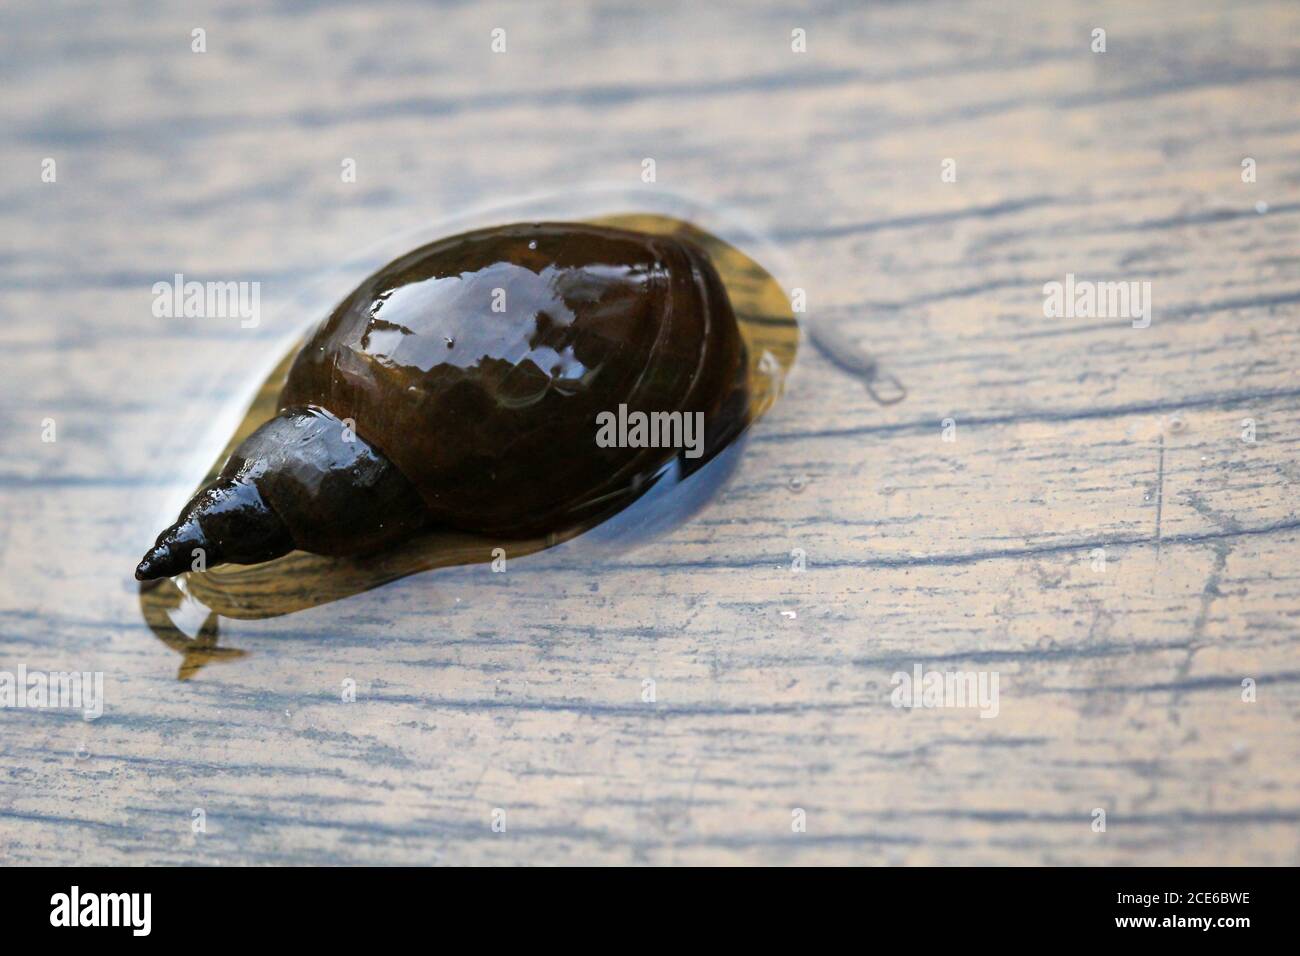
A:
2;0;1299;865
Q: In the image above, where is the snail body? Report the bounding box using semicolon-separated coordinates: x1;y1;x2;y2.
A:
136;222;746;580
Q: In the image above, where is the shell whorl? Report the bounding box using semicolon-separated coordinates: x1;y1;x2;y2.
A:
278;221;745;536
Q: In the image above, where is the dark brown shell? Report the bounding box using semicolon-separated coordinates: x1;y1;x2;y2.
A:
278;222;746;536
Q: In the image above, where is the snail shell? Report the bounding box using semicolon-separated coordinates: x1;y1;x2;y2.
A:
136;222;746;580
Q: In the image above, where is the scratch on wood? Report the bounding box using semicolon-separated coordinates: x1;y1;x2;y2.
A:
1154;433;1166;560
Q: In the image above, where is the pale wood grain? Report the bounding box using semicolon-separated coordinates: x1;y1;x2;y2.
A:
1;0;1298;865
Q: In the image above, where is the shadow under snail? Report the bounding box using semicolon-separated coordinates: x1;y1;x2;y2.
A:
135;221;751;581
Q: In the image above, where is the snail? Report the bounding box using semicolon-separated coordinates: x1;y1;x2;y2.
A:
135;222;748;581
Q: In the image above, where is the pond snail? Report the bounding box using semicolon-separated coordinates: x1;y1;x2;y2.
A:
135;222;748;580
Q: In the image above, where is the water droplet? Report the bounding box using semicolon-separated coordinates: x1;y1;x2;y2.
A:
788;475;808;493
528;240;538;250
808;320;907;405
1255;201;1269;214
